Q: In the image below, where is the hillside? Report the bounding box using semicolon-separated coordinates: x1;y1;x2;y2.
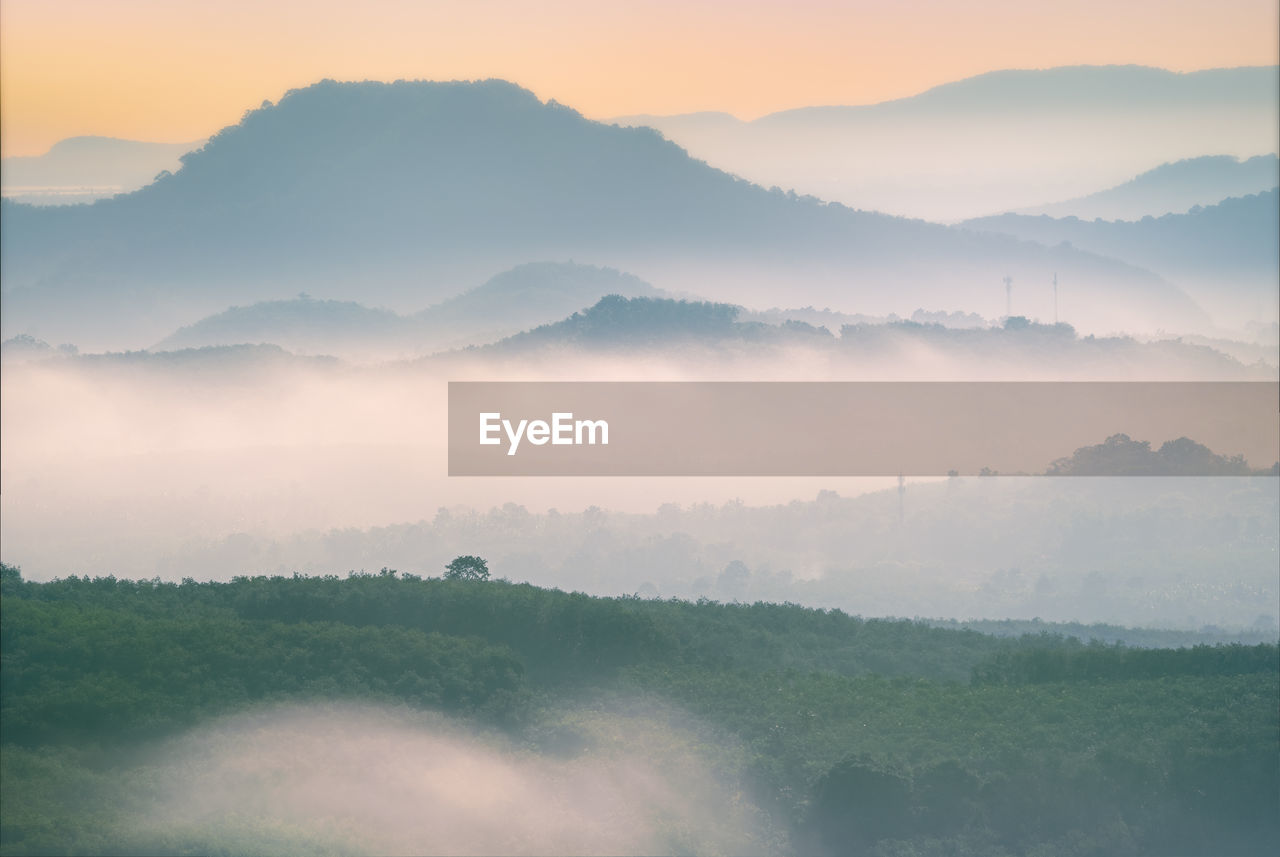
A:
155;297;405;354
430;295;1271;382
411;261;664;348
1018;154;1279;221
0;136;202;205
961;190;1279;323
476;294;831;353
0;79;1207;350
616;65;1278;221
2;567;1275;856
153;262;661;356
135;472;1279;628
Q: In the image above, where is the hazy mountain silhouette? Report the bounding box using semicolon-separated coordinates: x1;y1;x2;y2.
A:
2;78;1207;349
448;296;1272;380
742;306;990;331
155;296;406;355
615;66;1278;221
1;136;203;205
1;334;62;363
962;190;1279;324
476;294;834;354
411;262;663;347
763;65;1276;118
73;344;340;374
1017;155;1279;221
154;262;662;357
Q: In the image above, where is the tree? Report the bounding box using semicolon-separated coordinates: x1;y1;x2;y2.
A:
810;757;914;853
444;555;490;581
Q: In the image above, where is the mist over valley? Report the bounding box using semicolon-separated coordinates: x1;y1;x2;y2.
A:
2;53;1277;857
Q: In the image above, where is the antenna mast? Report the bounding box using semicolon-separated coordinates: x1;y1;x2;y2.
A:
898;474;906;525
1003;275;1013;318
1053;272;1059;325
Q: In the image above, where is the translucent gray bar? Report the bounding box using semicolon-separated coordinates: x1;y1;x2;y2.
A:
448;382;1279;476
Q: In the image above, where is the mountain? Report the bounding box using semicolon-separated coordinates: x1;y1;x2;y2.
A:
1016;154;1279;221
70;343;339;374
446;295;1271;381
410;261;664;349
154;296;406;355
1;334;62;363
153;262;663;357
1;136;203;205
475;294;832;354
1;78;1207;350
765;65;1275;117
741;306;990;330
614;65;1278;221
961;190;1280;324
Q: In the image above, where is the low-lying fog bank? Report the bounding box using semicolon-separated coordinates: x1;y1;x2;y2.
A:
3;352;1276;629
5;701;776;856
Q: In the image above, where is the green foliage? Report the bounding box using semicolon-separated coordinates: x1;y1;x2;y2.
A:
1;587;528;746
971;638;1279;685
443;555;490;581
1;565;1276;856
626;663;1278;856
811;757;915;851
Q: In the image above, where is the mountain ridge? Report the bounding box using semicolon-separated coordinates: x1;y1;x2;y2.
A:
1014;154;1279;220
612;65;1278;222
961;189;1279;324
2;78;1209;349
152;261;664;356
1;136;203;205
760;65;1279;121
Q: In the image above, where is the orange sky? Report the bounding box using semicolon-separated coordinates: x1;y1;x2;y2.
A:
2;0;1277;156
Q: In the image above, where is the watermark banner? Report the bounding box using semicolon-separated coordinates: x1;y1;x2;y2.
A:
448;382;1279;476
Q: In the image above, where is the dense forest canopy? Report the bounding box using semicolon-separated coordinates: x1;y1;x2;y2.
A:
2;564;1275;856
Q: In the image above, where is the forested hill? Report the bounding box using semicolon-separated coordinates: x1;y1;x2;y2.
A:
474;293;832;352
1019;154;1279;221
2;565;1276;856
963;189;1280;291
152;262;663;356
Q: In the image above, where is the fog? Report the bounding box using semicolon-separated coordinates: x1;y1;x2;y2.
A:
3;65;1278;857
42;701;776;855
3;347;1275;630
7;78;1268;352
0;354;904;577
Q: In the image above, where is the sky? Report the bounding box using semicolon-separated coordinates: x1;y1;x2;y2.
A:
1;0;1277;156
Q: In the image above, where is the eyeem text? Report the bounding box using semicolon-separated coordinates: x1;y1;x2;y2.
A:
479;412;610;456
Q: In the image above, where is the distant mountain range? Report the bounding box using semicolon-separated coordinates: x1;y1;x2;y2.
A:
17;67;1271;220
7;294;1274;381
153;262;662;357
149;265;1016;361
0;78;1210;350
1;136;203;205
411;261;663;347
474;293;832;354
438;295;1274;380
962;190;1279;324
1016;155;1279;221
615;65;1278;221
